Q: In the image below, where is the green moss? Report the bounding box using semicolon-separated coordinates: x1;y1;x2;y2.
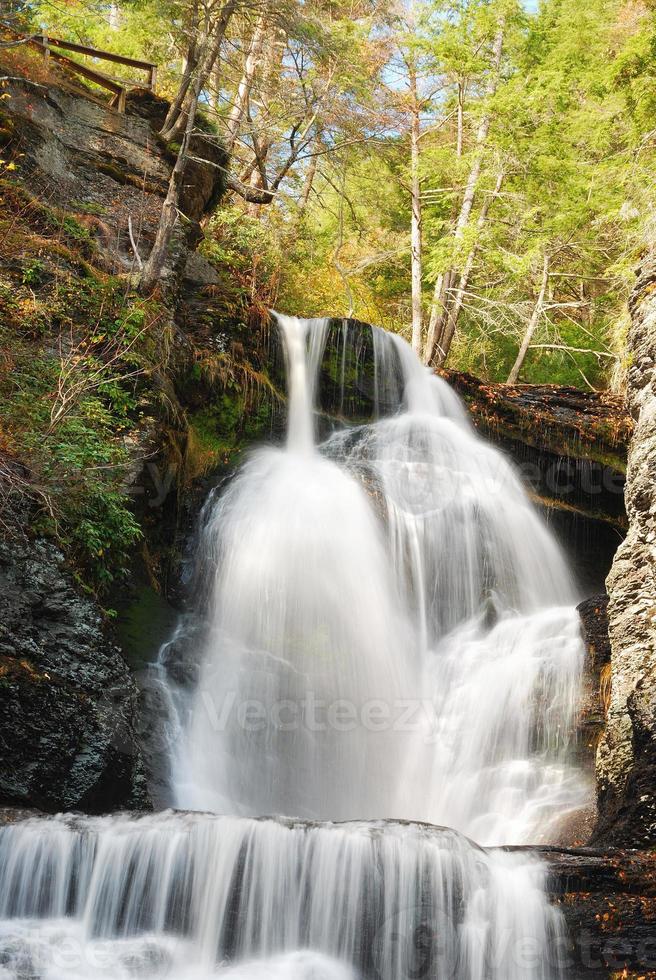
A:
188;397;244;469
70;200;109;216
187;386;276;476
114;583;180;670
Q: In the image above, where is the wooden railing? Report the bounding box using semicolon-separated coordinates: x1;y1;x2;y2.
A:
1;25;157;112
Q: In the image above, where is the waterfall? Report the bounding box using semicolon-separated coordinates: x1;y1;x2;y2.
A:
0;812;563;980
173;315;588;841
0;314;588;979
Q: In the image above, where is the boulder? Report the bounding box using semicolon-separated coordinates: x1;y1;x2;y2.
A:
0;539;149;812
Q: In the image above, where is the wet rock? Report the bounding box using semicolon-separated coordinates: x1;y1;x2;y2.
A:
0;539;150;813
578;594;612;753
536;845;656;978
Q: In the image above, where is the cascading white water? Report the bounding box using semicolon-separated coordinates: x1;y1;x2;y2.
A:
322;329;588;843
0;313;588;979
174;315;588;841
0;811;563;980
173;317;415;819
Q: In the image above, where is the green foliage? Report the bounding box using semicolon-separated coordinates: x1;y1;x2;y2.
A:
9;0;656;390
201;205;284;308
0;241;167;590
21;259;46;287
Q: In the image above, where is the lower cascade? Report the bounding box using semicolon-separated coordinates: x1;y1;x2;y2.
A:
0;812;563;980
0;316;590;979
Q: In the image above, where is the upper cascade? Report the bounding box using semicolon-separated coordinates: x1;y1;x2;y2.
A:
168;315;587;844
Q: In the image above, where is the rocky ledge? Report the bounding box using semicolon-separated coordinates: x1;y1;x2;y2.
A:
445;371;631;530
538;844;656;979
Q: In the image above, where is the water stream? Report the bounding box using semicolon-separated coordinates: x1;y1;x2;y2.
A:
0;315;589;979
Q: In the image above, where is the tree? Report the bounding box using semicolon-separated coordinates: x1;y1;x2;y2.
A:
507;252;549;383
422;4;508;365
29;0;656;384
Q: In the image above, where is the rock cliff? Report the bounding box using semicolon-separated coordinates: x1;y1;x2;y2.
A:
0;539;148;811
596;254;656;847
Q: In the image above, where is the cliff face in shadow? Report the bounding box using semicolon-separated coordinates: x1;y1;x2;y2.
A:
0;69;229;812
0;540;149;812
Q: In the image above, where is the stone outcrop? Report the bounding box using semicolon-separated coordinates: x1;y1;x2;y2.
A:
0;539;149;812
0;75;225;286
577;595;612;764
595;255;656;847
445;371;631;529
537;844;656;978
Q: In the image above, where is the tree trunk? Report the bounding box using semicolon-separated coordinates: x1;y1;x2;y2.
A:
423;24;505;365
507;253;550;383
237;25;285;214
160;0;201;137
433;168;505;366
161;0;239;143
423;273;445;364
410;63;423;355
140;89;201;294
299;151;318;211
456;79;464;159
225;5;269;154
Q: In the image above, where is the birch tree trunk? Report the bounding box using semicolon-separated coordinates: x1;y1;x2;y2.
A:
423;24;505;366
225;5;269;154
160;0;201;137
507;254;550;383
433;168;505;366
410;62;423;355
160;0;239;143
